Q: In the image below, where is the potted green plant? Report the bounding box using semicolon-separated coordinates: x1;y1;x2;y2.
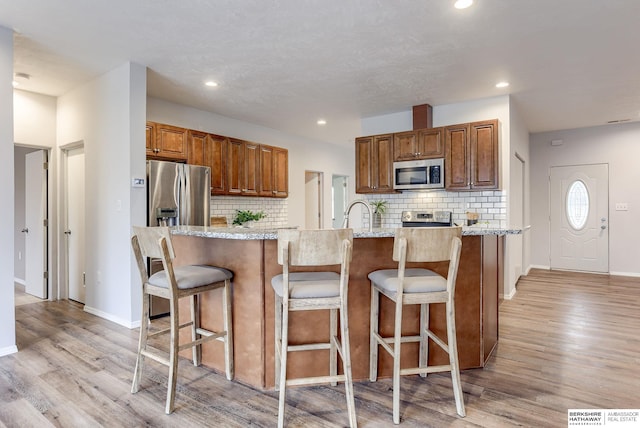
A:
370;200;388;228
232;209;267;227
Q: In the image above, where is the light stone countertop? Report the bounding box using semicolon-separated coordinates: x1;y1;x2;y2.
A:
170;225;522;240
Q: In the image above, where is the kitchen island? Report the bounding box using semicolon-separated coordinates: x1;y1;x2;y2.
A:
170;226;520;390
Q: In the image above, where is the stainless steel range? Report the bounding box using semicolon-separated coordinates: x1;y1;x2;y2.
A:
401;210;453;227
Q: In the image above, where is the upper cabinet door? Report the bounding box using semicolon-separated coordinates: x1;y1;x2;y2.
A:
470;119;499;190
187;130;208;166
243;142;260;196
259;145;274;197
209;135;227;195
154;123;188;161
227;138;244;195
146;122;156;157
272;147;288;198
393;128;444;161
445;124;471;190
393;130;419;161
356;134;395;194
418;127;444;158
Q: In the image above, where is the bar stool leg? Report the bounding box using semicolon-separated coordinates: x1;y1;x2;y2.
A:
166;299;180;414
392;298;403;425
131;293;150;394
369;287;379;382
447;299;466;417
274;295;282;391
190;294;201;366
340;305;357;428
223;280;234;380
330;308;338;386
277;302;289;428
419;303;429;378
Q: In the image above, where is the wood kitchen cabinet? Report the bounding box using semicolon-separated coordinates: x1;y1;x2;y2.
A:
227;138;260;196
259;145;288;198
188;130;227;195
147;122;188;161
356;134;395;194
393;127;444;161
445;119;499;190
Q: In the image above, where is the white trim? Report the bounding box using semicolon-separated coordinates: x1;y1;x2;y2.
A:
502;287;517;300
14;278;26;285
84;306;140;329
0;345;18;357
529;264;550;271
609;271;640;278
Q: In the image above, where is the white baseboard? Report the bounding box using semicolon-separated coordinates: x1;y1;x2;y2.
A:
14;278;26;286
528;264;550;271
0;345;18;357
502;287;517;300
83;306;140;329
609;271;640;278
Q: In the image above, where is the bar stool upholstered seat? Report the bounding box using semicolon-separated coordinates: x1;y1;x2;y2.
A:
272;228;357;428
131;226;234;414
368;226;465;424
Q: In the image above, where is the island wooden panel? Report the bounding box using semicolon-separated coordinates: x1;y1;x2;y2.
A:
171;234;499;390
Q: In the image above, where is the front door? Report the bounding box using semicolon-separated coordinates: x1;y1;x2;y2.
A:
549;164;609;273
25;150;47;299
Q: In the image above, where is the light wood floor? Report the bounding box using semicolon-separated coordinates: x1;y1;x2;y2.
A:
2;269;639;427
14;282;45;306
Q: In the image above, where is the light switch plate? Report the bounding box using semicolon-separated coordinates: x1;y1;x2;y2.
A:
132;177;145;187
615;203;628;211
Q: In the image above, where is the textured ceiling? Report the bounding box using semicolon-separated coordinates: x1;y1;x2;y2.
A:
2;0;640;146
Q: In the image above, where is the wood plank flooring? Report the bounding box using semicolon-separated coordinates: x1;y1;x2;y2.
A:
2;268;639;427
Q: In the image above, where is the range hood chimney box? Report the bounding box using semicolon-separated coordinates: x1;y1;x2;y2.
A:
412;104;433;130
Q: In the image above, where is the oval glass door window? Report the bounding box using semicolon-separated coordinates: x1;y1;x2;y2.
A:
566;180;589;230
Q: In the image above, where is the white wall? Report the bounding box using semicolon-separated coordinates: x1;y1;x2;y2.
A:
147;97;355;229
0;25;17;356
530;121;640;276
13;90;58;295
57;62;146;327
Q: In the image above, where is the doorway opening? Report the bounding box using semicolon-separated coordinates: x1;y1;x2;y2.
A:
305;171;323;229
332;175;348;229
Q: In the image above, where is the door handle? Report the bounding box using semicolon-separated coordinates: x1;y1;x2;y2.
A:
21;228;28;233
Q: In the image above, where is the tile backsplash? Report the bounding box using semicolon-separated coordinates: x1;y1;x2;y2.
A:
210;196;288;227
362;190;507;229
211;190;506;229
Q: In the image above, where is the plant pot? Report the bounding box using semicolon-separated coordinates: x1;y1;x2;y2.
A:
372;213;382;229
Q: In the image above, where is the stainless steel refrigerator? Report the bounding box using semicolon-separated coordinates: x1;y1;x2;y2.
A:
147;160;211;228
147;160;211;316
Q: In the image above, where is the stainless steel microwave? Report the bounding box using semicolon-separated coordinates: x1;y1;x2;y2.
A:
393;158;444;190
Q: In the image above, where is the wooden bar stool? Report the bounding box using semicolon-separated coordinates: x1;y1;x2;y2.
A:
272;229;357;428
130;226;234;414
368;227;464;424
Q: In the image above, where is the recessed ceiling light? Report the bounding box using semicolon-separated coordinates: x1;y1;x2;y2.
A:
495;81;510;88
205;81;218;87
454;0;473;9
317;119;327;125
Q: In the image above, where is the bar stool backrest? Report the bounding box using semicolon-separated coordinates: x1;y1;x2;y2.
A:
393;226;462;263
277;229;353;267
133;226;175;260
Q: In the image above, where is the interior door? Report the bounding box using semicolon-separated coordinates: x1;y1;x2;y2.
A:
25;150;47;299
67;147;86;303
550;164;609;273
305;171;322;228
